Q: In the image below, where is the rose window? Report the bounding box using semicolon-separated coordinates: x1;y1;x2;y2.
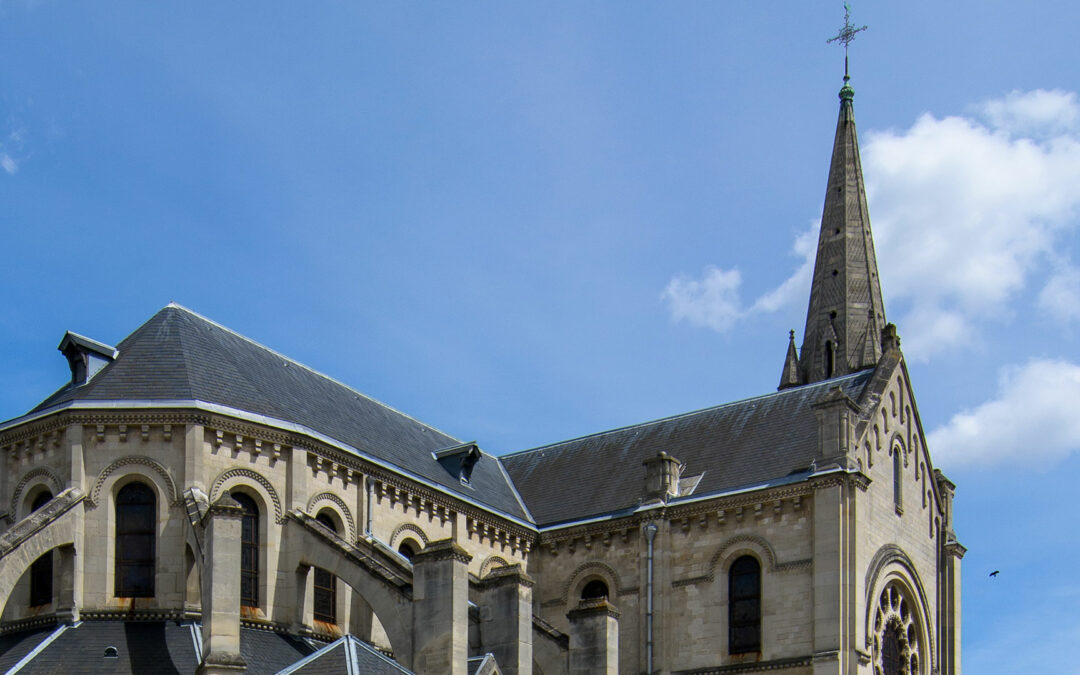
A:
873;583;921;675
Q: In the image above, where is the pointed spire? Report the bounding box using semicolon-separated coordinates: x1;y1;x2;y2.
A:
796;82;887;384
778;330;801;390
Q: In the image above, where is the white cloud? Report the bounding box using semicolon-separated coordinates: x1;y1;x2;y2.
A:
927;359;1080;468
981;89;1079;138
661;266;744;332
865;89;1080;359
663;89;1080;363
662;222;817;332
0;153;17;174
1037;265;1080;321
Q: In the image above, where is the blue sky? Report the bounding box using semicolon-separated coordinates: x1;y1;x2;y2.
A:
2;2;1078;670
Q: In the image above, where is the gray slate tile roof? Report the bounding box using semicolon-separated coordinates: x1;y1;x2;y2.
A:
30;305;530;522
500;371;873;526
278;635;413;674
0;621;320;674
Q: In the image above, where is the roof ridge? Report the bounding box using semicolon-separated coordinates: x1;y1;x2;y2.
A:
500;370;870;459
164;303;462;443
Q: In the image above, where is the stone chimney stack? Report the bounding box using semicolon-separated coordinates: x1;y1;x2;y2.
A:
642;451;682;503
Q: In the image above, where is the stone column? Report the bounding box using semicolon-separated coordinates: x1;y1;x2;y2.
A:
198;495;246;674
411;538;472;675
287;447;308;512
55;544;80;624
477;564;534;675
65;425;84;491
568;598;619;675
184;424;205;491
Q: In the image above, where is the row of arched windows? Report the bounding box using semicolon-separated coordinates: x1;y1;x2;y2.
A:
26;481;344;629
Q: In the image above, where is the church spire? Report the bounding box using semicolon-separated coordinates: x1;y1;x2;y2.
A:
796;80;886;384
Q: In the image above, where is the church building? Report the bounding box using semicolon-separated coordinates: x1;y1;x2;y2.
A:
0;75;962;675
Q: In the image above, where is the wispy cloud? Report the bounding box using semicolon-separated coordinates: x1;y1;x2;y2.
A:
661;221;817;331
927;359;1080;468
662;90;1080;362
0;127;27;175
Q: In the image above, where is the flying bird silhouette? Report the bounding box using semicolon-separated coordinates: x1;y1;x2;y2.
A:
989;570;1000;577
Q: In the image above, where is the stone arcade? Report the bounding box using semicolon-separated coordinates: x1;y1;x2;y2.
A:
0;79;962;674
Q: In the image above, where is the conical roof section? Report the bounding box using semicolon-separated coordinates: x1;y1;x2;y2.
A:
28;304;531;521
798;82;886;384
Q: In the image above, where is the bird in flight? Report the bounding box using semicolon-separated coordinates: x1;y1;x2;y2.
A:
989;570;1000;577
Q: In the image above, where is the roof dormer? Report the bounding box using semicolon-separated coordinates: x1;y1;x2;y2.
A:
434;441;482;485
58;331;118;386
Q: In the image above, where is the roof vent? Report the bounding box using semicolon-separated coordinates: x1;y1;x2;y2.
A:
58;331;118;386
434;442;481;485
643;451;683;503
103;646;119;658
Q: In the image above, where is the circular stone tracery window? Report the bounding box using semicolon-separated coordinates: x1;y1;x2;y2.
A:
873;582;921;675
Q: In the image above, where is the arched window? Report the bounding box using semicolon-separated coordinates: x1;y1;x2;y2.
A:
581;579;609;601
115;482;156;597
397;540;418;561
232;492;259;608
893;448;903;512
728;555;761;654
29;491;53;607
313;512;338;624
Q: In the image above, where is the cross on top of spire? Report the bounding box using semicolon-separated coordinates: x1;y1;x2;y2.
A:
826;3;868;83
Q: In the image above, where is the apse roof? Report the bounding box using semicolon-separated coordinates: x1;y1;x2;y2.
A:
501;370;874;527
26;304;531;523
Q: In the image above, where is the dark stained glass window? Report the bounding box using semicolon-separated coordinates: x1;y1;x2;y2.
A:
882;621;903;675
115;482;156;597
728;555;761;654
581;579;609;600
232;492;259;608
29;491;53;607
313;512;338;624
398;540;417;560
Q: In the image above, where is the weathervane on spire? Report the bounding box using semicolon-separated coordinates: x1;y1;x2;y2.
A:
826;3;867;83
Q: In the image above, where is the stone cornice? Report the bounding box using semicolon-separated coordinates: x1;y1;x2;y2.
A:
567;598;620;620
2;407;541;542
411;538;473;565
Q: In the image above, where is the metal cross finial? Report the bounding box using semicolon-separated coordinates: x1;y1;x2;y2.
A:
826;3;868;82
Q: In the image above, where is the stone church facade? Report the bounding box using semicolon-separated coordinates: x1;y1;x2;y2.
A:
0;80;962;675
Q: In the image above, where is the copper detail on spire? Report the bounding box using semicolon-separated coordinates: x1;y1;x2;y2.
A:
826;3;867;82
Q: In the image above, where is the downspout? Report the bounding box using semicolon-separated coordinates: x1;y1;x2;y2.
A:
365;478;374;536
644;521;658;674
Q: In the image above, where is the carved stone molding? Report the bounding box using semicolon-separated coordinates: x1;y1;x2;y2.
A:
478;554;512;578
88;455;182;508
561;560;628;604
305;491;356;541
9;466;64;518
862;543;936;670
209;467;284;524
389;522;429;549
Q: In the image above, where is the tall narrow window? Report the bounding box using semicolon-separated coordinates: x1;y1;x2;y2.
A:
825;340;835;378
893;449;903;512
29;491;53;607
115;482;156;597
729;555;761;654
313;512;338;624
232;492;260;608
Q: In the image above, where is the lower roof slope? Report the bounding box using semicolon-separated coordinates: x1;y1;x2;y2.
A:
501;371;873;527
28;305;530;523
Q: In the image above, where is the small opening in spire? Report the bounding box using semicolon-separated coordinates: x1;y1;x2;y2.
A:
825;341;835;378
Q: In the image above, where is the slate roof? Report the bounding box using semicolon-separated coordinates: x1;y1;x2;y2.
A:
0;621;324;674
278;635;412;675
27;305;530;523
501;370;873;526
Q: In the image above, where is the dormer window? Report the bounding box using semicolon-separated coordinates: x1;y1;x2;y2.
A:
58;331;118;386
434;442;482;485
